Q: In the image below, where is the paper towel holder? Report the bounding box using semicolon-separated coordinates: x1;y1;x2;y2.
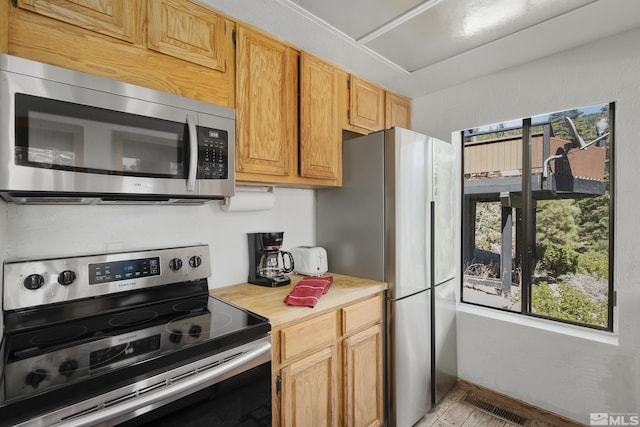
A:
220;186;274;212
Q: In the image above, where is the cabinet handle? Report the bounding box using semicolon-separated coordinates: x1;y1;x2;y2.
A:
186;114;198;192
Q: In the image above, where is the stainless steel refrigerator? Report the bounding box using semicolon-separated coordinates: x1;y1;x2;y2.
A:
316;127;457;427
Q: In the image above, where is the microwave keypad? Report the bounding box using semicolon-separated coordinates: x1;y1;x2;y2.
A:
197;127;228;179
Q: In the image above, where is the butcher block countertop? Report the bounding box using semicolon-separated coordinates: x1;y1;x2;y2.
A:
209;273;387;328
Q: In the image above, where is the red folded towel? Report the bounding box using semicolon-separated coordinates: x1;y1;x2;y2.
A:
284;276;333;308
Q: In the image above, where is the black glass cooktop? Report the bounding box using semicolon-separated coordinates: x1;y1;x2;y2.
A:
0;283;270;427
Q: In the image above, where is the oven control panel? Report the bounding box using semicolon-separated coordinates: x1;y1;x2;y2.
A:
89;257;161;285
4;312;211;400
3;245;211;311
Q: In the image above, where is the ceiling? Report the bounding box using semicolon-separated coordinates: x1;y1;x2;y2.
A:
199;0;640;98
290;0;595;73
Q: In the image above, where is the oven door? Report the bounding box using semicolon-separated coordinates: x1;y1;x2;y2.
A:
15;337;272;427
124;360;272;426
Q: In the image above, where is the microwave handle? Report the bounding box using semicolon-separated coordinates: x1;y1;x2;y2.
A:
186;114;198;192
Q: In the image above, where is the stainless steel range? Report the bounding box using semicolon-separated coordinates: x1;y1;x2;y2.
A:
0;245;272;426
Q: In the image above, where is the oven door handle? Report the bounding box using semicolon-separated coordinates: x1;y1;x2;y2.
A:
54;340;271;427
186;113;198;192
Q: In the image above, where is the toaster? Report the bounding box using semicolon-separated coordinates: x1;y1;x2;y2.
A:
290;246;328;276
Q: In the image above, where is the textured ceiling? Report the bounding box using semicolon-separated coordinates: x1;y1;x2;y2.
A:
198;0;640;98
291;0;597;72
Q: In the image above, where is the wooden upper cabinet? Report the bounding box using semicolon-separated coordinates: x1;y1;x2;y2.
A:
386;91;412;130
299;52;341;182
148;0;226;71
235;25;298;178
17;0;138;43
349;75;385;132
10;0;235;107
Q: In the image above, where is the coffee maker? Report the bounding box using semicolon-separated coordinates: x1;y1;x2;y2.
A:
248;232;295;287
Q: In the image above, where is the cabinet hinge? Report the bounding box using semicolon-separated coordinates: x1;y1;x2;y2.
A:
232;29;236;46
276;375;282;395
347;109;351;120
11;0;17;7
347;78;351;90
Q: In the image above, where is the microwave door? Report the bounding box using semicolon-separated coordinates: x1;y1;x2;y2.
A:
111;127;187;180
17;94;189;181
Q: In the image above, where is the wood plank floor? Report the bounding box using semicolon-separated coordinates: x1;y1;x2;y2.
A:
415;380;587;427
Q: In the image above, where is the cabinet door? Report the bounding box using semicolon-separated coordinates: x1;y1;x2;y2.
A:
148;0;226;71
385;91;412;130
281;347;339;427
236;26;298;178
349;76;385;132
343;324;384;427
17;0;137;43
299;52;341;182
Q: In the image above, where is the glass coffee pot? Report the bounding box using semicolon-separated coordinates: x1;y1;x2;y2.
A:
258;250;294;279
248;232;295;287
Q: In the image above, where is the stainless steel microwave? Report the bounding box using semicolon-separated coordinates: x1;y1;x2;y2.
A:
0;54;235;204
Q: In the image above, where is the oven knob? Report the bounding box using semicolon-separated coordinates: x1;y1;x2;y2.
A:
25;368;48;388
59;359;79;378
189;256;202;268
169;330;182;344
57;270;76;286
169;258;183;271
24;274;45;290
189;324;202;338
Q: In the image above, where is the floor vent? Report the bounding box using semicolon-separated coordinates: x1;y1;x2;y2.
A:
463;393;529;425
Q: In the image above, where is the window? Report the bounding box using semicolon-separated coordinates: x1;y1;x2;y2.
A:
461;103;614;330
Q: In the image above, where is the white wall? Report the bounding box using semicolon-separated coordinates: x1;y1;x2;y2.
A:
412;27;640;423
0;187;315;289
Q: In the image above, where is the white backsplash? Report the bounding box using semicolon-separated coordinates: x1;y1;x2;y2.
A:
1;187;316;289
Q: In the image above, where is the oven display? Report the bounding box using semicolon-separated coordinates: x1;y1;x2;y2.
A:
88;257;160;285
90;335;161;370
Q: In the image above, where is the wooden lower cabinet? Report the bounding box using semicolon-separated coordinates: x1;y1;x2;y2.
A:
343;325;384;427
274;294;383;426
281;347;339;427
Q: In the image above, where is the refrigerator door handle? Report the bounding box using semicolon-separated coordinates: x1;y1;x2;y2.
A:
386;288;430;303
434;277;456;287
430;200;436;405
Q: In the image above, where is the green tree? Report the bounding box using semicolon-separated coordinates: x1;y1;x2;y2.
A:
532;282;607;327
549;109;581;140
475;202;502;252
576;195;609;252
536;199;580;249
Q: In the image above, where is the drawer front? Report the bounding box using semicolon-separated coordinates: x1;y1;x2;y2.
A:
342;294;383;336
281;312;336;364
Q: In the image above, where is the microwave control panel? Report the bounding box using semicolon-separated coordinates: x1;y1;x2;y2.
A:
197;127;228;179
